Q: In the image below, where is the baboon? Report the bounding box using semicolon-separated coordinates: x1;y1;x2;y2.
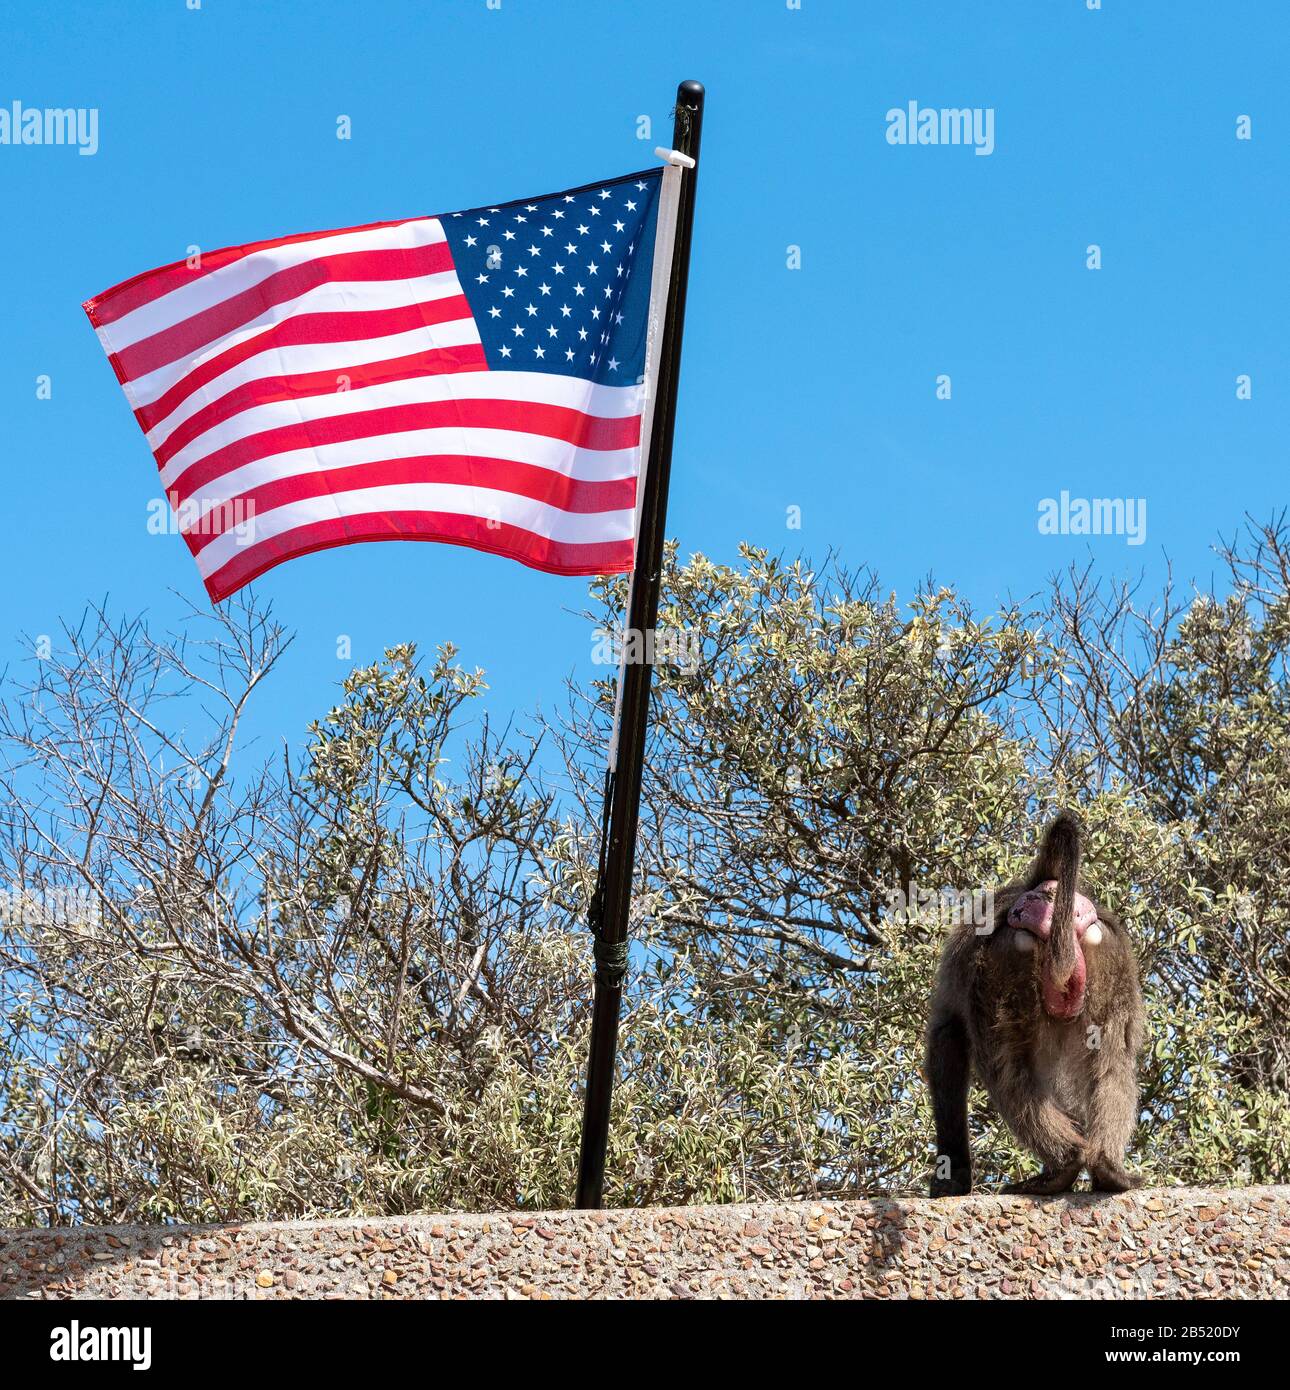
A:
925;811;1144;1196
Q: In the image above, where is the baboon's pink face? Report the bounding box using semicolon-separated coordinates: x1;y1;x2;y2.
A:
1007;880;1101;1020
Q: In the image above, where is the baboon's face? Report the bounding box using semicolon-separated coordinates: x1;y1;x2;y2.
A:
1003;879;1104;1021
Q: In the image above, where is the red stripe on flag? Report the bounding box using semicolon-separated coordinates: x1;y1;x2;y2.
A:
202;512;635;602
168;398;642;502
179;456;639;554
134;303;481;432
111;241;457;382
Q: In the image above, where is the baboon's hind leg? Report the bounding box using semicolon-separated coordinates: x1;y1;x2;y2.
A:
1085;1057;1140;1192
926;1011;973;1196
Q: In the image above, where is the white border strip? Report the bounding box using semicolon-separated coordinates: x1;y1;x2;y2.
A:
630;162;683;568
608;162;685;774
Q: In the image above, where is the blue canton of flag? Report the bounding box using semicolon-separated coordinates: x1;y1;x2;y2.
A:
441;168;662;385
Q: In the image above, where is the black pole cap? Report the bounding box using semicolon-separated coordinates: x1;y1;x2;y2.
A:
673;81;705;155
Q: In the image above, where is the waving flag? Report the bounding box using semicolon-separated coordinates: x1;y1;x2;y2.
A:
84;168;676;601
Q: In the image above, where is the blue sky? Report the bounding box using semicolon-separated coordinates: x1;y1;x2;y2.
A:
2;0;1285;752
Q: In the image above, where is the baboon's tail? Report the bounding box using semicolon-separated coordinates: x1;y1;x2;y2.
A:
1038;810;1082;990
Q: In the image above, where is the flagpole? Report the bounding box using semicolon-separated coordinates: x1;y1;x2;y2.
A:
575;80;705;1210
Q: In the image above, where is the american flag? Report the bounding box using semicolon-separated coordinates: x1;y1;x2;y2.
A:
83;167;674;602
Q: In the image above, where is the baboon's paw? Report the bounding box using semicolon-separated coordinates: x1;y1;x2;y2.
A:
929;1168;972;1198
1088;1163;1140;1193
1003;1164;1081;1196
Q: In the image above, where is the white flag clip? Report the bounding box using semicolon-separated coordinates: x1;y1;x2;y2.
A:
654;146;696;170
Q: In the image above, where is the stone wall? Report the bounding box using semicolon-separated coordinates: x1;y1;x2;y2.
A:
3;1186;1286;1300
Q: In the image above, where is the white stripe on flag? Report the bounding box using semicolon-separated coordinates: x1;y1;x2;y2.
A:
195;483;637;578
